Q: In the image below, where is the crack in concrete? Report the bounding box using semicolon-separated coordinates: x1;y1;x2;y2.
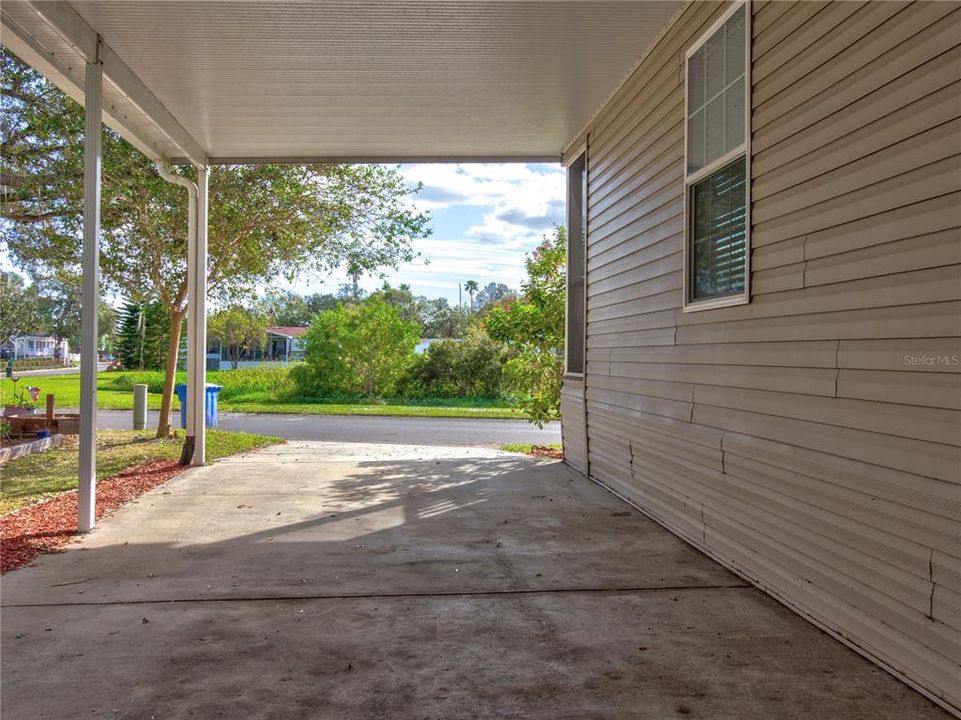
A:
3;583;753;609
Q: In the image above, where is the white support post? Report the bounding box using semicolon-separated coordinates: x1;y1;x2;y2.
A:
78;56;102;533
190;165;209;465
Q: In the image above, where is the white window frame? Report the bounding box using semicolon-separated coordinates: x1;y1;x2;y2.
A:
682;0;751;313
564;143;587;378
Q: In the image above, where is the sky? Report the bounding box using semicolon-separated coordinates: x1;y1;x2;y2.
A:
1;162;567;308
279;162;566;305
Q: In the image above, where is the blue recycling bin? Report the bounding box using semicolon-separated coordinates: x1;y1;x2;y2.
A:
174;383;223;429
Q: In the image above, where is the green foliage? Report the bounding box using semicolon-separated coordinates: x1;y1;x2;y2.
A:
260;290;337;327
0;271;41;345
486;226;566;427
294;296;420;399
114;301;177;370
208;305;268;369
107;367;296;402
408;330;510;398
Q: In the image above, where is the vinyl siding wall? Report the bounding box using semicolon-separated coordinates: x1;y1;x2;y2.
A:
560;0;961;711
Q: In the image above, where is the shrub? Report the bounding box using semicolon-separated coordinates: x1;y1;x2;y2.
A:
407;330;509;398
293;297;419;399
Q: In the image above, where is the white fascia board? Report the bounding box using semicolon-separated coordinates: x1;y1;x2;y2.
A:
25;0;207;166
2;14;160;161
207;155;561;166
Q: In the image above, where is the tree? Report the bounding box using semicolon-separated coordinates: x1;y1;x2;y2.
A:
293;296;419;399
486;226;566;427
475;282;514;310
259;290;337;327
2;49;430;437
0;271;41;346
114;300;179;370
409;328;510;398
208;305;268;369
464;280;479;314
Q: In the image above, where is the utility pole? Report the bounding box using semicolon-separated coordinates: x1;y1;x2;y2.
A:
458;283;462;310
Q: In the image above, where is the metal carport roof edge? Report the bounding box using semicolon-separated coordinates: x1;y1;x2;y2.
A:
2;1;563;165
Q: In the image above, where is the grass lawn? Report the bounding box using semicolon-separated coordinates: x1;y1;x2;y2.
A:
500;443;563;454
0;373;526;419
0;429;283;515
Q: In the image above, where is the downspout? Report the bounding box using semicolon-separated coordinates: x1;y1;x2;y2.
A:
155;163;197;465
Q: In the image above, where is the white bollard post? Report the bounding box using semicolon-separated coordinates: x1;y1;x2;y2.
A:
132;384;147;430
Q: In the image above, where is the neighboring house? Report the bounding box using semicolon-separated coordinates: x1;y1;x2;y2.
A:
0;334;69;362
559;2;960;712
206;326;307;369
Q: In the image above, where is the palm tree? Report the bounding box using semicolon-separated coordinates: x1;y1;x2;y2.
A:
464;279;479;314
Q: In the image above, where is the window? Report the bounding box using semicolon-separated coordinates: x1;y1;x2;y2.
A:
684;2;749;309
565;151;586;375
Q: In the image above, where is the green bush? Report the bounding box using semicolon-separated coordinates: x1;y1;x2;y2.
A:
406;331;510;399
10;357;69;371
293;297;419;399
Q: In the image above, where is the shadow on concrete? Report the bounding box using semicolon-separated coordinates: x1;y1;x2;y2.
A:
1;444;951;720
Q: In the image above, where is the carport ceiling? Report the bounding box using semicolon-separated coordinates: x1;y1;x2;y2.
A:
1;0;683;164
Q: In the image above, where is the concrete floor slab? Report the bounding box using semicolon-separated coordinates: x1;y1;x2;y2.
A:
1;442;950;719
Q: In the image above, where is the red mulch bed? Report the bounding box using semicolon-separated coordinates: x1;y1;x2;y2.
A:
1;459;185;574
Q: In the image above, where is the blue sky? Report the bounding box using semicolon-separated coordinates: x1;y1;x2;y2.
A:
279;162;567;305
1;162;567;308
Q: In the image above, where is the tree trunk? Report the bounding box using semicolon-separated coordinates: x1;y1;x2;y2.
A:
156;307;185;438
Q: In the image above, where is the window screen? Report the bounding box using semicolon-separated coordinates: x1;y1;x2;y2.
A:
566;153;586;374
685;3;748;305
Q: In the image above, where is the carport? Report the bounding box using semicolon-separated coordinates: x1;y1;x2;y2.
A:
2;0;683;531
2;2;957;718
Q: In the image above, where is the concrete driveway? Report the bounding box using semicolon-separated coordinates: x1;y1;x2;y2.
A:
1;442;948;719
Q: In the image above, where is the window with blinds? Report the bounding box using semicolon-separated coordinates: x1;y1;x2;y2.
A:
684;2;749;308
565;152;586;374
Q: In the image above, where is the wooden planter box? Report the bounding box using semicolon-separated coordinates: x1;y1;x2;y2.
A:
53;414;80;435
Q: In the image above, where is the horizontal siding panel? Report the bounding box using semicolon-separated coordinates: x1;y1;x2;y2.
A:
753;81;961;200
587;327;677;349
587;384;692;422
753;154;961;248
693;385;961;446
675;301;961;344
588;236;678;284
694;404;960;482
754;45;961;178
610;340;838;368
751;262;804;294
588;217;681;269
587;252;680;296
721;431;961;521
751;1;835;61
753;119;961;223
837;369;961;411
933;584;961;633
675;265;961;325
752;236;804;272
752;0;870;90
611;361;837;396
934;551;961;595
803;191;961;261
837;338;961;373
804;229;961;287
724;453;960;562
585;374;693;403
752;4;959;146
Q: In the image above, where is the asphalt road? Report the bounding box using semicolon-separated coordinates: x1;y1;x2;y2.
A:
95;409;561;446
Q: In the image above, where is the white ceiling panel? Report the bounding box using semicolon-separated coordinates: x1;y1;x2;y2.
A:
3;1;683;163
